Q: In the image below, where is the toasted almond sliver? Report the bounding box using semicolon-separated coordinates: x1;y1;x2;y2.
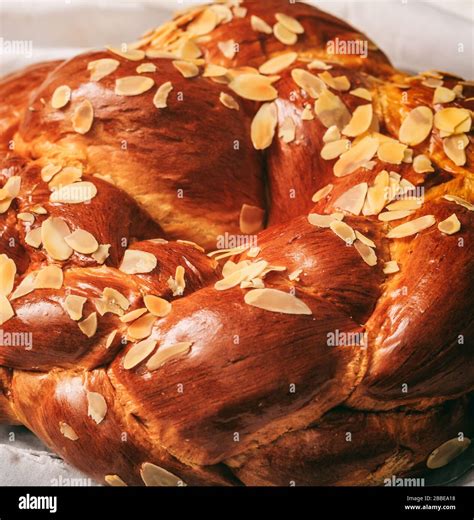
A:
25;227;42;249
279;116;296;143
229;74;278;101
323;126;341;143
1;176;21;200
354;240;377;266
203;64;228;78
187;7;218;36
120;308;148;323
10;272;36;300
115;76;154;96
307;59;332;71
239;204;265;234
105;475;127;487
291;68;326;99
307;212;343;228
218;39;236;60
244;288;311;315
78;312;98;338
251;101;278;150
273;22;297;45
86;391;107;424
433;86;456;105
127;312;156;340
251;15;273;34
106;46;145;61
17;212;34;223
146;342;192;372
48;166;83;190
63;294;87;321
105;330;118;349
102;287;130;314
144;295;172;317
140;462;184;487
301;103;314;120
349;88;372;101
427;438;471;470
136;63;157;74
434;107;471;134
387;215;436;238
438;213;461;235
443;194;474;211
334;183;368;215
120;250;157;274
123;338;157;370
312;183;334;203
275;12;304;34
219;92;239;110
259;52;298;75
443;135;467;166
41;164;62;183
34;265;63;290
172;60;199;78
342;104;372;137
330;220;356;244
88;58;120;81
72;99;94;135
398;106;433;146
92;244;111;264
64;229;99;255
383;260;400;274
377;141;407;164
41;217;73;261
0;256;16;297
0;295;14;325
50;181;97;204
321;139;350;160
386;199;422;211
51;85;71;109
59;422;79;441
153;81;173;109
413;154;434;173
318;71;350;92
178;38;202;60
334;136;379;177
314;89;351;130
168;266;186;297
355;230;376;248
364;170;390;216
378;210;414;222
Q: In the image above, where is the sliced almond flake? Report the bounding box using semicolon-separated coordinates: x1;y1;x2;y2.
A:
229;74;277;101
330;220;356;244
0;255;16;297
301;103;314;120
25;227;42;248
140;462;184;486
146;49;178;60
349;88;372;101
127;312;156;340
318;71;350;92
383;260;399;274
86;391;107;424
187;7;218;36
72;99;94;135
146;341;192;372
176;239;205;253
273;22;297;45
34;265;64;289
120;308;147;323
222;260;247;277
251;101;278;150
241;278;265;289
123;338;157;370
443;194;474;211
105;475;127;487
354;240;377;266
291;68;325;99
334;183;368;215
251;15;273;34
136;63;157;74
275;12;304;34
41;217;73;261
314;89;351;130
115;76;155;96
443;134;467;166
402;148;414;163
307;212;343;228
377;141;407;164
168;265;186;297
453;116;472;134
233;6;247;18
63;294;87;321
323;125;341;143
50;181;97;204
321;139;350;161
453;84;464;98
144;295;172;317
239;204;265;234
244;288;311;315
92;244;111;264
288;268;303;281
172;60;200;78
64;229;99;255
10;272;37;300
438;213;461;235
0;177;21;211
51;85;71;109
105;330;118;349
259;52;297;75
106;46;145;61
364;170;390;216
247;247;261;258
355;230;376;248
433;86;456;105
307;59;332;71
334;136;379;177
434;107;471;134
78;312;98;338
178;39;202;60
17;212;34;223
0;295;14;325
120;249;157;274
342;104;372;137
378;210;414;222
413;154;434;173
209;3;233;24
387;215;436;238
421;78;443;88
88;58;120;81
101;287;130;315
153;81;173;109
279;116;296;143
218;39;236;60
48;166;83;190
41;164;62;183
386;199;422;211
312;183;333;203
203;64;228;77
398;106;433;145
59;422;78;441
219;92;239;110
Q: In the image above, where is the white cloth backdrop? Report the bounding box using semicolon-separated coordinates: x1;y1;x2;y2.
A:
0;0;472;486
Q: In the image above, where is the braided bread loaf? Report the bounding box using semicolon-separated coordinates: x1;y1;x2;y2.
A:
0;0;473;486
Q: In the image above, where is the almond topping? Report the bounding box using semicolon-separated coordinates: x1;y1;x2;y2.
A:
123;338;157;370
349;88;372;101
354;240;377;266
51;85;71;109
334;183;368;215
99;287;130;316
140;462;184;487
115;76;154;96
434;107;471;134
120;308;148;323
203;64;228;77
321;139;351;161
301;104;313;120
215;260;268;291
153;81;173;108
127;312;155;340
106;46;145;61
50;181;97;204
355;231;376;248
307;212;343;228
187;8;218;36
251;15;273;34
260;52;297;75
136;63;157;74
0;295;14;325
443;194;474;211
413;154;434;173
0;255;16;297
219;92;239;110
438;213;461;235
433;86;456;105
273;22;297;45
120;250;157;274
25;227;42;248
92;244;111;264
427;438;471;470
41;217;73;261
172;60;199;78
387;215;436;238
17;212;34;223
244;288;311;315
364;170;390;216
88;58;120;81
323;126;341;143
218;39;236;60
144;295;172;317
146;342;192;372
318;71;350;92
443;134;468;166
386;199;422;211
383;261;400;274
59;422;78;441
251;101;278;150
10;272;36;300
48;166;83;190
378;210;414;222
105;475;127;487
72;99;94;135
291;69;326;98
41;164;62;183
334;136;379;177
63;295;87;321
168;266;186;297
330;220;356;244
314;89;351;130
239;204;265;234
229;73;277;101
64;229;99;255
105;331;118;349
275;13;304;34
279;116;296;143
307;59;332;71
398;106;433;145
342;104;372;137
78;312;98;338
86;391;107;424
178;39;202;60
34;265;63;290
